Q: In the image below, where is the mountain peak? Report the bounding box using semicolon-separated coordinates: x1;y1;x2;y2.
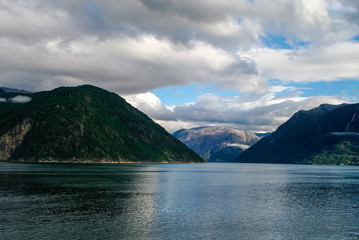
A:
235;103;359;165
0;85;203;163
174;126;259;162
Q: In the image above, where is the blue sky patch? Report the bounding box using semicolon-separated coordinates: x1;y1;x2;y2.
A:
260;34;310;49
84;1;105;26
154;79;359;107
260;34;292;49
275;80;359;102
352;35;359;42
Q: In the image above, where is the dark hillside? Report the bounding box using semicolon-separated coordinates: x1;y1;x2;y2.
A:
235;103;359;165
0;85;203;163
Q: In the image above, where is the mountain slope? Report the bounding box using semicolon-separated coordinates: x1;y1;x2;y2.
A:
173;126;259;162
0;85;203;163
235;103;359;165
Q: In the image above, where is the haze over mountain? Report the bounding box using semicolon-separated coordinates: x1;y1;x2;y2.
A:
0;85;203;163
173;126;259;162
235;103;359;165
0;87;31;94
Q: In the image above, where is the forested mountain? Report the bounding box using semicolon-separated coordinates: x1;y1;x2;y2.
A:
235;103;359;165
0;85;203;163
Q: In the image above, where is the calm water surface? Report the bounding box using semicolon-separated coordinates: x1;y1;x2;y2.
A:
0;162;359;240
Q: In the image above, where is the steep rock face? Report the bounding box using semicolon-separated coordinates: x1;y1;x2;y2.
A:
173;126;259;162
235;103;359;165
0;118;33;160
0;85;203;163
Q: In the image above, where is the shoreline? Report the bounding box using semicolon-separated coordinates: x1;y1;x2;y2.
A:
2;159;205;164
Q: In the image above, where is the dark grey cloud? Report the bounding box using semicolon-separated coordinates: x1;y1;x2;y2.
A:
139;0;232;23
1;0;358;95
0;0;263;95
336;0;359;25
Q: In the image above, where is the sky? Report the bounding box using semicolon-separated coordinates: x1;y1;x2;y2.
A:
1;0;359;133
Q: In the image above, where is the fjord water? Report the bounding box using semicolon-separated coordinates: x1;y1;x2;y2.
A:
1;163;359;239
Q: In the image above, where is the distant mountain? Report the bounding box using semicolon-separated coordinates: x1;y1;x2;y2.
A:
235;103;359;165
0;87;31;94
173;126;259;162
0;85;203;163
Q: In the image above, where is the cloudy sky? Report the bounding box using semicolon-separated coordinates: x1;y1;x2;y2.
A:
1;0;359;133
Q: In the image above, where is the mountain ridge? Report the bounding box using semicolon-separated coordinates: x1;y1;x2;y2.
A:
0;87;31;94
0;85;203;163
235;103;359;165
173;126;259;162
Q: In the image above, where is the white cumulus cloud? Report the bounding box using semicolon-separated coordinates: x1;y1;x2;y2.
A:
125;90;345;133
241;42;359;83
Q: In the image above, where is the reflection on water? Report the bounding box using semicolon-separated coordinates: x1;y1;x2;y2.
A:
0;163;359;239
